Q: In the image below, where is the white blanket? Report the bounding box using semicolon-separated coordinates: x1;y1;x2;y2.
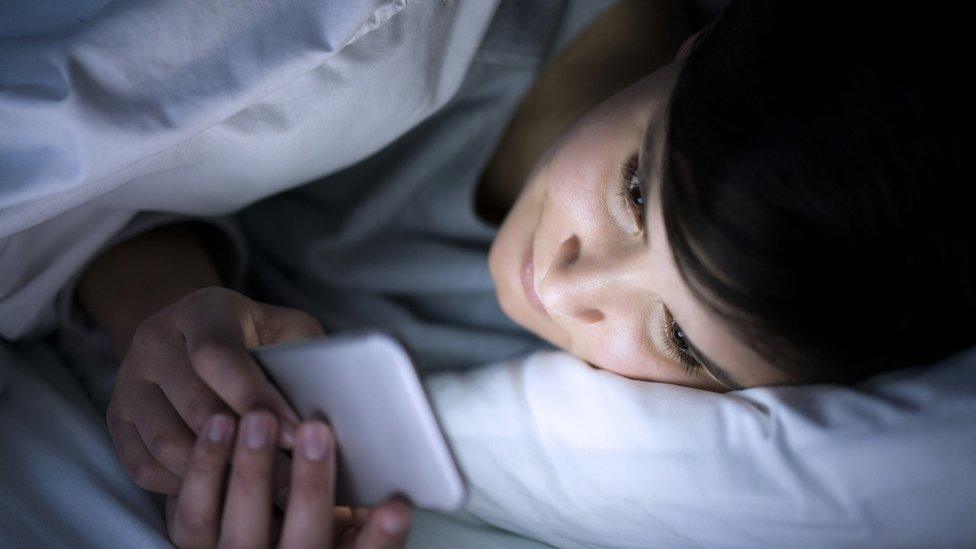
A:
427;350;976;547
0;0;499;338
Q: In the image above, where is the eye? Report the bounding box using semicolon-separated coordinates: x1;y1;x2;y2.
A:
653;304;736;389
655;307;704;378
618;152;646;231
669;320;703;375
671;321;689;352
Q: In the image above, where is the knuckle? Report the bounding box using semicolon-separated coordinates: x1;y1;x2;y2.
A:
183;287;241;314
148;429;187;462
189;342;232;378
131;313;166;343
181;286;219;307
124;317;182;374
183;392;222;430
189;339;234;370
187;449;225;477
129;462;164;490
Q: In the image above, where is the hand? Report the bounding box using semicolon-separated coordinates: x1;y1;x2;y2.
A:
107;286;324;495
166;412;413;548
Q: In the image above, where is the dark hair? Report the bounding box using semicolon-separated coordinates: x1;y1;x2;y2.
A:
662;0;973;383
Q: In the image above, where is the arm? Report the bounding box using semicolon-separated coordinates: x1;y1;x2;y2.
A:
77;223;221;358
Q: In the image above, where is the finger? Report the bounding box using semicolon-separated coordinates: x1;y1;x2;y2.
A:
168;414;236;548
129;383;196;478
219;411;278;548
352;507;372;526
350;498;412;549
332;506;368;537
108;412;182;495
272;449;293;511
156;367;233;437
278;422;335;548
185;334;298;448
332;506;358;534
125;327;226;438
259;304;325;343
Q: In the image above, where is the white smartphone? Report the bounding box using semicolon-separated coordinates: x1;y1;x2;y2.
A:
252;331;467;512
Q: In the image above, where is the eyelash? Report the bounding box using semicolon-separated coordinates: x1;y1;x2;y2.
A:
617;152;645;232
618;153;704;379
657;313;704;378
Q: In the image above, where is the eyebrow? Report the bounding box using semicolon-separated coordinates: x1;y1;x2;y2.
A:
685;339;745;391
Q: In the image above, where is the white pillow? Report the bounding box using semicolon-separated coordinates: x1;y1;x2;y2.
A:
427;349;976;547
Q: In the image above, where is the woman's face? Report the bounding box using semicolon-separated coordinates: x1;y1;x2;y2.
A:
489;62;791;391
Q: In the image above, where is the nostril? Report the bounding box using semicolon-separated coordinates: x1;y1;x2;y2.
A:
576;308;604;323
560;235;581;267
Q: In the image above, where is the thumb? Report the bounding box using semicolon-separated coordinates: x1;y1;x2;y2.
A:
257;304;326;344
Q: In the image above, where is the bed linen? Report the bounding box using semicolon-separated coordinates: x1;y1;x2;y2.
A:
4;0;973;546
0;0;500;339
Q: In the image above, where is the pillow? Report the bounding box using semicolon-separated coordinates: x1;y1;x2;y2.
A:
426;349;976;547
0;0;500;338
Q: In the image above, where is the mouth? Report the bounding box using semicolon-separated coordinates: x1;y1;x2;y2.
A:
521;243;547;314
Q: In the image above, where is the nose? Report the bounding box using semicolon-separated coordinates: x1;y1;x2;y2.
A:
537;235;627;323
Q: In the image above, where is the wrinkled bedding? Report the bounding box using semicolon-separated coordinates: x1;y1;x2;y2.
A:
0;0;499;338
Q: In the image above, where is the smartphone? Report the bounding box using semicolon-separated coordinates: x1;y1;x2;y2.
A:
252;331;467;512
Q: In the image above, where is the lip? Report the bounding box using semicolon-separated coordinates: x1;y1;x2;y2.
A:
521;244;547;314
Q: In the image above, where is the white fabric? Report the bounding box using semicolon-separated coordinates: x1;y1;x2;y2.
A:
0;0;500;338
428;350;976;547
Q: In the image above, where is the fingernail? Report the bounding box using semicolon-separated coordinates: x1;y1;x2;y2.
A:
243;413;273;450
299;424;330;461
380;510;407;535
207;414;232;443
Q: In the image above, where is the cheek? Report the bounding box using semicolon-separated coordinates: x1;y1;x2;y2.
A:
571;322;728;391
580;330;654;377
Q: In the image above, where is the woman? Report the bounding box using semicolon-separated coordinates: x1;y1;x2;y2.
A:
74;0;971;546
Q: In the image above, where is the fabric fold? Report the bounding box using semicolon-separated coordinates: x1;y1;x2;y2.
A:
0;0;501;339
